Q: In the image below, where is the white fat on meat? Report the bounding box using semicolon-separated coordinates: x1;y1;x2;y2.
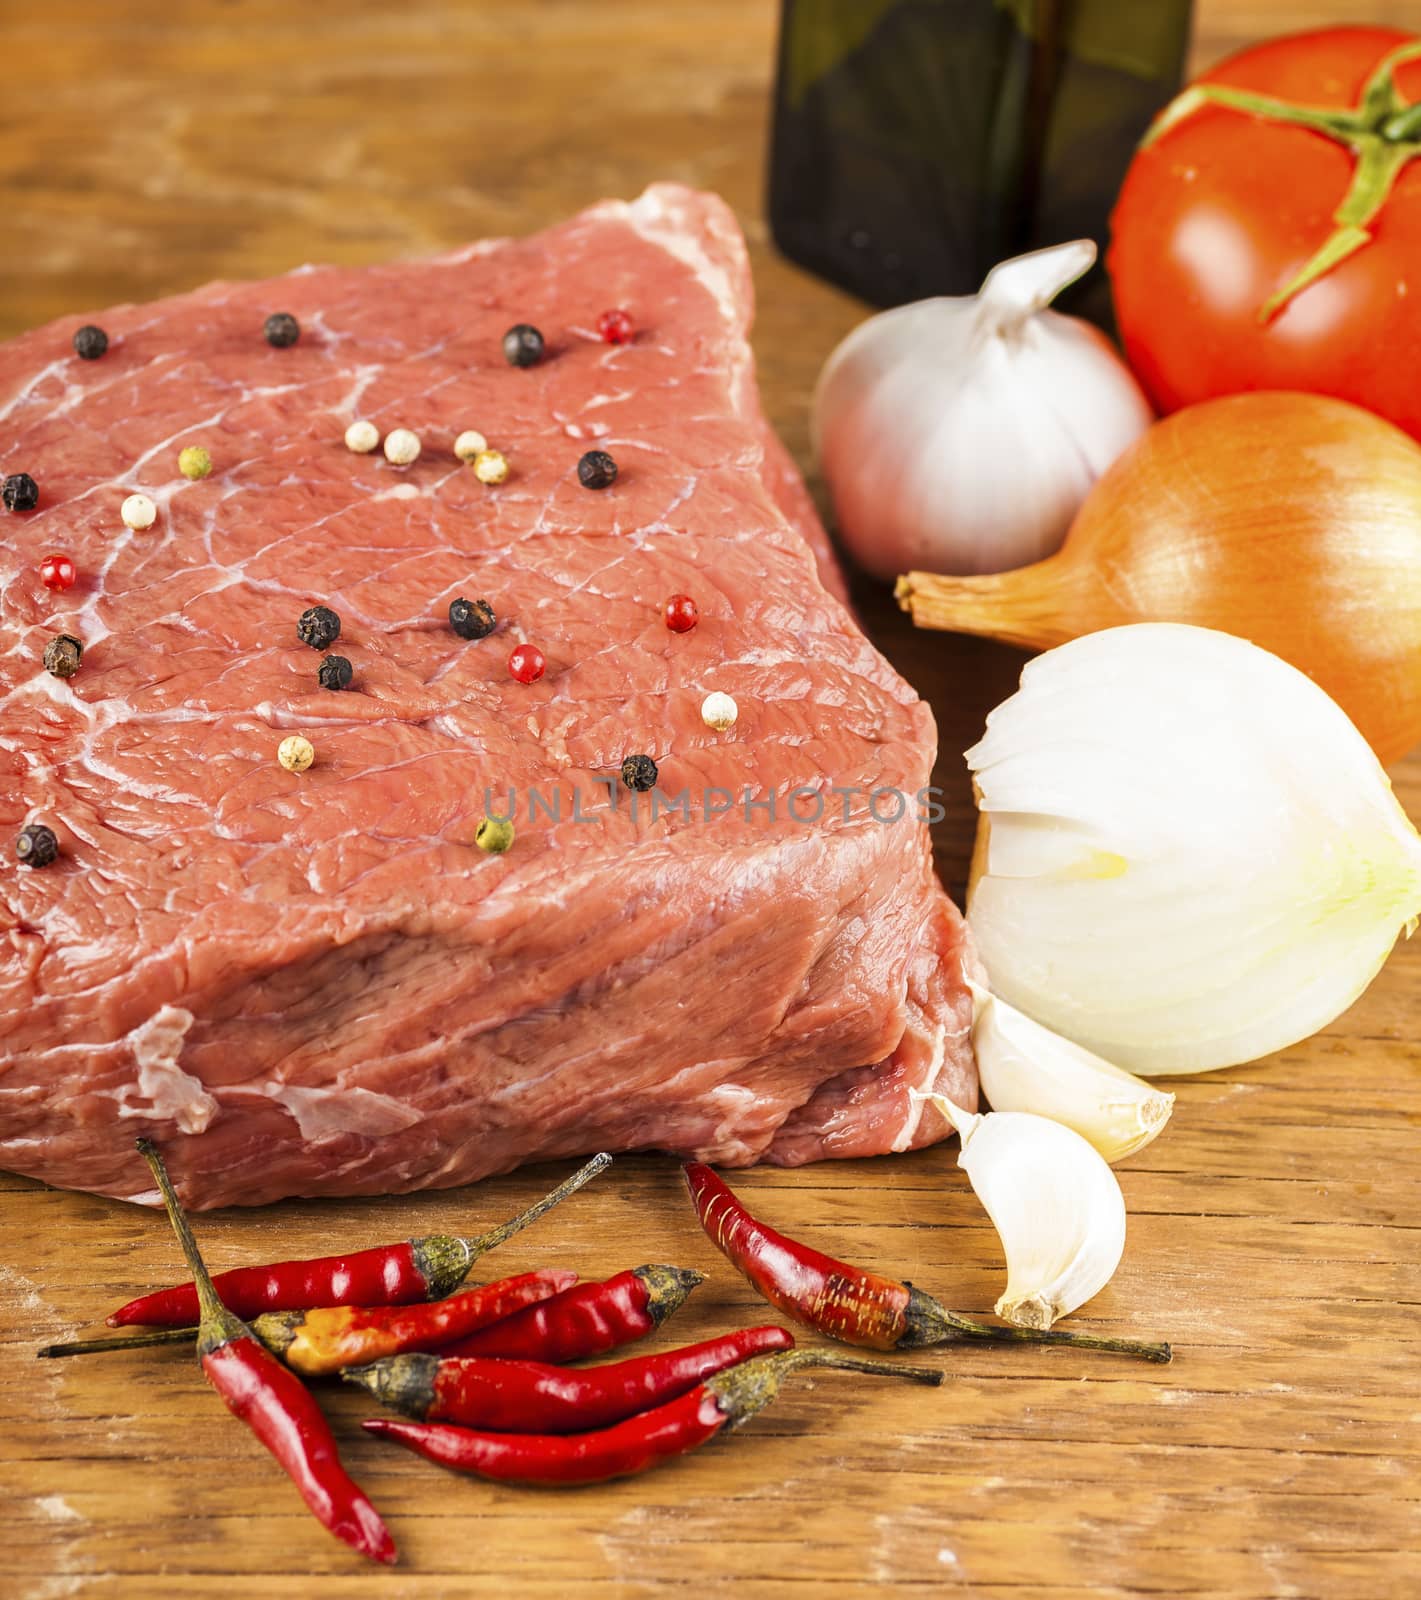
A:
116;1006;218;1134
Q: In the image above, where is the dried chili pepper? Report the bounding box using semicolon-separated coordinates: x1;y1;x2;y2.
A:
438;1264;703;1363
362;1347;941;1484
684;1163;1172;1363
51;1269;575;1368
107;1150;610;1327
345;1324;795;1432
136;1139;396;1564
252;1269;575;1377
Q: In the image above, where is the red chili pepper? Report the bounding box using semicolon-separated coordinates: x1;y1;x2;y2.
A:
136;1139;396;1565
344;1324;795;1432
684;1163;1172;1363
253;1270;576;1377
107;1151;610;1326
438;1264;703;1363
362;1348;941;1484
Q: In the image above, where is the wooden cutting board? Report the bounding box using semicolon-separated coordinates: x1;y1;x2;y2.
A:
3;4;1418;1596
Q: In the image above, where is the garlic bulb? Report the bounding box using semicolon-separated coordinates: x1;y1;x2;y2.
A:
812;240;1151;581
967;623;1421;1075
969;983;1173;1162
928;1093;1126;1330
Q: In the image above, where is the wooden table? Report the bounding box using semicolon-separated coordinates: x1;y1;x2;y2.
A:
4;4;1419;1596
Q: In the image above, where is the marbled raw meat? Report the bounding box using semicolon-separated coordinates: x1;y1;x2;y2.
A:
0;184;973;1207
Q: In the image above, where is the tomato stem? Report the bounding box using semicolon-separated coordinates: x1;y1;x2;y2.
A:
1358;39;1421;123
1259;139;1418;323
1144;39;1421;322
1384;103;1421;143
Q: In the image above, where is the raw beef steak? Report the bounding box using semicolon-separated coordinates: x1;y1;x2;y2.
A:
0;184;975;1208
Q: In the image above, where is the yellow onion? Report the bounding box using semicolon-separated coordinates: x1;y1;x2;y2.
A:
899;391;1421;763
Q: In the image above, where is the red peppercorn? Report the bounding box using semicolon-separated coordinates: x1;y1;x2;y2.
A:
508;643;546;684
597;309;634;345
664;594;698;633
40;553;77;592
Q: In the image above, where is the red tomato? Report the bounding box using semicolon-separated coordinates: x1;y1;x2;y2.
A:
1109;27;1421;440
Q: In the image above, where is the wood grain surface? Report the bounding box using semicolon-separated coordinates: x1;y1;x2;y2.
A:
3;3;1419;1597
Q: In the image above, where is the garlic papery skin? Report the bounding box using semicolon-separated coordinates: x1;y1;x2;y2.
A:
812;240;1152;581
969;982;1174;1163
967;623;1421;1075
926;1092;1126;1330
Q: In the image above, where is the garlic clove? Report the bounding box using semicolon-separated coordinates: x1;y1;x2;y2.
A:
968;981;1174;1163
927;1092;1127;1330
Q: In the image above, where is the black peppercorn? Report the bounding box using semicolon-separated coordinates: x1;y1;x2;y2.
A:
43;635;83;680
16;823;59;868
318;654;354;691
449;596;497;640
297;605;341;650
620;753;658;792
3;473;39;513
502;324;545;367
577;450;618;491
264;312;301;348
73;325;109;360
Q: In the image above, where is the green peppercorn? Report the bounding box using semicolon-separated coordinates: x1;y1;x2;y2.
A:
16;823;59;868
449;597;496;640
178;445;212;480
73;325;108;360
264;312;301;348
577;450;618;491
502;324;544;367
43;635;83;680
620;754;658;792
318;654;353;690
297;606;341;650
3;473;39;513
476;816;516;854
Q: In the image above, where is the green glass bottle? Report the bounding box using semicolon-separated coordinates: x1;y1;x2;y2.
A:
768;0;1192;324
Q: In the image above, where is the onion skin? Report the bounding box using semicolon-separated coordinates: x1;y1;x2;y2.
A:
897;391;1421;764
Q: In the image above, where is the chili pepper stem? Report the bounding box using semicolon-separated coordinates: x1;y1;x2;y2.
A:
136;1139;242;1355
637;1263;704;1322
342;1354;437;1415
412;1151;612;1297
38;1326;198;1359
778;1349;942;1383
903;1287;1172;1363
252;1310;300;1356
709;1349;942;1430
